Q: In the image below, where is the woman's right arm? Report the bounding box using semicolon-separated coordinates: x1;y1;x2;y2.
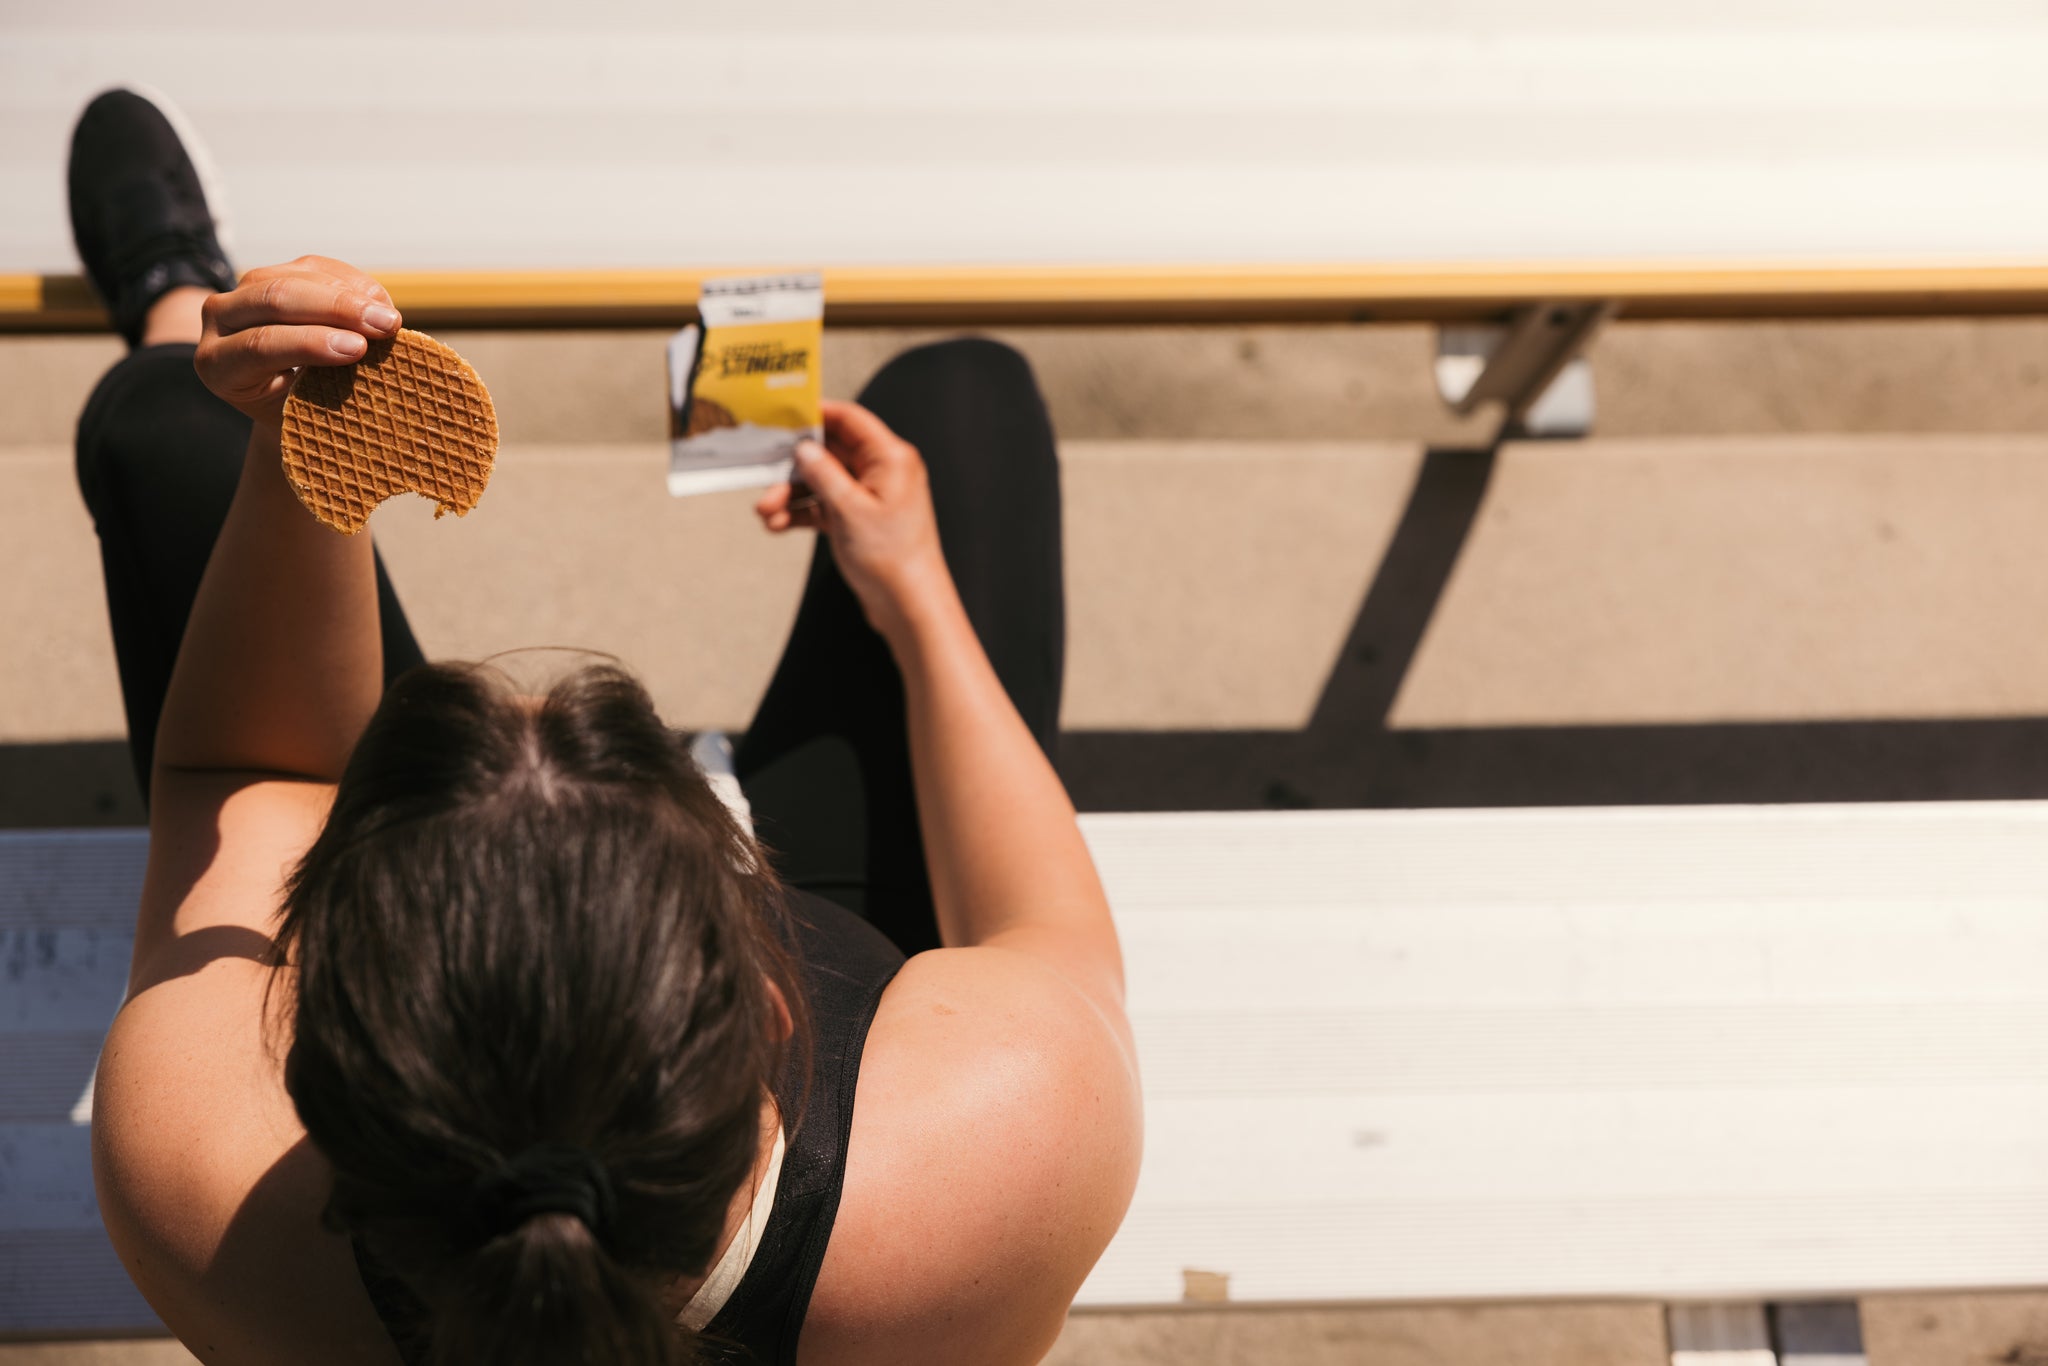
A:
756;402;1124;1010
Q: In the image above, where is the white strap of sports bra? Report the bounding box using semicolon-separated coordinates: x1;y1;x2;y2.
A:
676;1125;786;1331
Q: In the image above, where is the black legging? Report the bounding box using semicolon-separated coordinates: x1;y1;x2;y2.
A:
737;339;1065;952
74;336;1063;958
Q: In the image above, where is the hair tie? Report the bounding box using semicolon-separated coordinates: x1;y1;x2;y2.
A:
465;1143;617;1245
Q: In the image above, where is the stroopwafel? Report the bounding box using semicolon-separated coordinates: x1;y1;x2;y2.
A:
279;328;497;534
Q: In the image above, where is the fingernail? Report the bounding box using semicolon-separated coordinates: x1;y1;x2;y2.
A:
793;440;821;463
362;304;401;333
331;332;367;357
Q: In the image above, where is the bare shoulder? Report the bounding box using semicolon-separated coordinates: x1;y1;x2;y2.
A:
801;946;1144;1366
94;772;401;1364
95;956;402;1364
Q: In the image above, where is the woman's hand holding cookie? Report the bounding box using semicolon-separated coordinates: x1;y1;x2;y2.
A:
756;400;953;642
196;256;402;429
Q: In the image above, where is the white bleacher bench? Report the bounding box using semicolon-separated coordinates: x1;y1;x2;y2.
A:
7;2;2048;438
7;805;2047;1353
9;4;2048;289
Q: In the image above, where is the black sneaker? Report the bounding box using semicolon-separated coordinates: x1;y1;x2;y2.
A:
67;87;238;349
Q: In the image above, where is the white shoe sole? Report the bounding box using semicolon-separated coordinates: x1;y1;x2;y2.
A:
120;81;236;265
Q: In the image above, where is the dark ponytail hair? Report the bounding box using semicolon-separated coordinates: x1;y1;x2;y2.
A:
273;660;804;1364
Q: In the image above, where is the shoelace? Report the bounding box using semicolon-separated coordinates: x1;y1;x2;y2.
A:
101;174;229;284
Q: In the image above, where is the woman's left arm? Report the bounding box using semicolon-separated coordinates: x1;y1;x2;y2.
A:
153;256;404;783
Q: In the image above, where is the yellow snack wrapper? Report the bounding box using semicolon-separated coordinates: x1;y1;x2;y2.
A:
666;272;823;497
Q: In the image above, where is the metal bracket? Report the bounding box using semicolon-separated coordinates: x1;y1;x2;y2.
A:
1669;1302;1776;1366
1667;1301;1868;1366
1434;299;1616;440
1770;1302;1869;1366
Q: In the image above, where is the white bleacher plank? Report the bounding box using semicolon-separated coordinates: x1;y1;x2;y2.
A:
1115;903;2048;1008
1090;1192;2048;1307
1132;1004;2048;1092
1082;804;2048;909
7;807;2048;1329
1075;804;2048;1305
1130;1087;2048;1202
3;4;2046;274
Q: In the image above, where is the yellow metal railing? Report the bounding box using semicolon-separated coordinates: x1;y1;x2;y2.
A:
8;260;2048;331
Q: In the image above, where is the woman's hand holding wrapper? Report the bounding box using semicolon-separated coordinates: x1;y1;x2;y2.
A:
757;395;1130;1021
756;401;952;644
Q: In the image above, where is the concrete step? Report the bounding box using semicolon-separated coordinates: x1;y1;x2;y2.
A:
5;1292;2048;1366
7;318;2048;825
14;430;2048;750
0;1304;1671;1366
8;318;2048;449
0;437;1407;746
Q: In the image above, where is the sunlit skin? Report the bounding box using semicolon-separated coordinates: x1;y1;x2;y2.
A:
140;284;210;347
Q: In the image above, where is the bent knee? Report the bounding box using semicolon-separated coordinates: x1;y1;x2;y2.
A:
865;336;1043;413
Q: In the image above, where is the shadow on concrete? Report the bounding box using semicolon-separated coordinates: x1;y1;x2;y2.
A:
0;740;143;826
13;443;2048;825
1058;444;2048;812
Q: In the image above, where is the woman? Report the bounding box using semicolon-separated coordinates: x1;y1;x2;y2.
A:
74;89;1141;1365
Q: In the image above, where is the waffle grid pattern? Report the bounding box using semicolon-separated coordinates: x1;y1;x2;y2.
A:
279;328;497;534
